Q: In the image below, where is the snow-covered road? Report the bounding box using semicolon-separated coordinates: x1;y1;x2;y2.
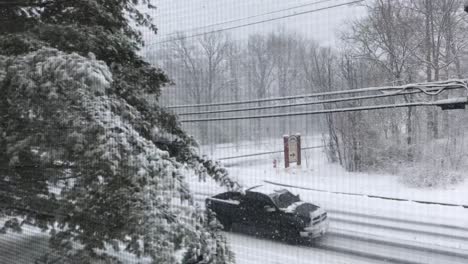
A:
2;195;467;264
226;230;468;264
182;136;468;263
226;232;379;264
330;210;468;250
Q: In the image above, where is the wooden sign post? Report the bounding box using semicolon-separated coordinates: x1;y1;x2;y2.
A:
283;134;301;168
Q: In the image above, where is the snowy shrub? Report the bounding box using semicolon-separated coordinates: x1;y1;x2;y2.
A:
328;112;410;172
399;161;465;188
366;140;410;173
399;136;467;188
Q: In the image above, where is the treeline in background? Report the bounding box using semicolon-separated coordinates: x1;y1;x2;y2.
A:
148;0;468;187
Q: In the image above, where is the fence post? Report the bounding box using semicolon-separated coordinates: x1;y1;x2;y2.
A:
283;135;289;168
296;133;301;166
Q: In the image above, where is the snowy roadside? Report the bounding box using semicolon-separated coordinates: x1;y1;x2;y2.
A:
196;135;468;205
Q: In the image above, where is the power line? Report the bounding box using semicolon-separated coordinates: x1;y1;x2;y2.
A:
161;0;339;38
179;97;467;123
147;0;364;46
215;142;275;149
217;145;325;160
167;79;468;109
176;86;462;116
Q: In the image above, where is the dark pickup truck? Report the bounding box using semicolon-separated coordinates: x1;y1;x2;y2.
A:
205;185;329;241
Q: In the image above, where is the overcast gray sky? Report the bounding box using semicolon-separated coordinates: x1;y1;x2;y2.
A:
143;0;367;47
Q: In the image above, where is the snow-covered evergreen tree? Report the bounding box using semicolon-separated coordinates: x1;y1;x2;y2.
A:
0;1;237;263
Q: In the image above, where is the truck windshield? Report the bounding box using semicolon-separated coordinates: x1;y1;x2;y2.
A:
271;191;300;208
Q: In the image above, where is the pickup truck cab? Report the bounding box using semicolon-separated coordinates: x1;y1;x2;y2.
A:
206;185;329;242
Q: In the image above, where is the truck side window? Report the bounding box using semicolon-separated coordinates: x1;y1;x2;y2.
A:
243;193;273;210
259;193;275;206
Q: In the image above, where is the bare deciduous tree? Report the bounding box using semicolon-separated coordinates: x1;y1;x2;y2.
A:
270;30;301;134
246;34;276;142
159;32;231;145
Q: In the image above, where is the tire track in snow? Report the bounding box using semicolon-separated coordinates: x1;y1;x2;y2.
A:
330;215;468;242
328;209;468;232
326;229;468;259
227;230;466;264
226;232;391;264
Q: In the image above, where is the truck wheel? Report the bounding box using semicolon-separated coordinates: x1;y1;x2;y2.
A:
282;228;302;244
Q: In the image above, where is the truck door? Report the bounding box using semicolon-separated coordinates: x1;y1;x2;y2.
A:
238;195;256;226
239;192;281;236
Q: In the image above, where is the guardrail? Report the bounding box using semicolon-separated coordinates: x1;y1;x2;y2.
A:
264;180;468;209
